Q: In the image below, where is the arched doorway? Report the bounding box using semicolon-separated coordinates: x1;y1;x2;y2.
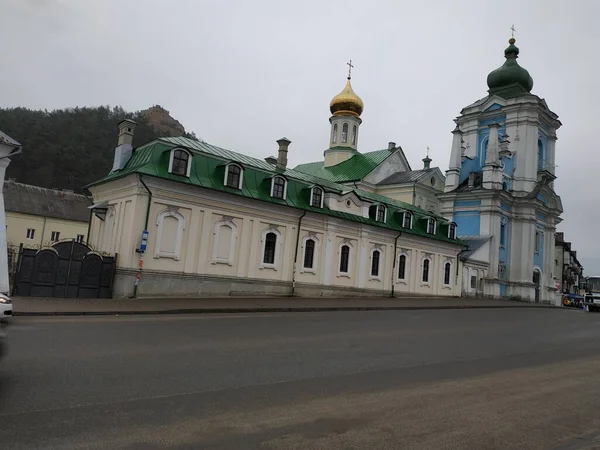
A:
533;269;541;303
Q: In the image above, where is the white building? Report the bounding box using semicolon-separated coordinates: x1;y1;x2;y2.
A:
0;130;22;294
87;74;465;299
439;37;563;303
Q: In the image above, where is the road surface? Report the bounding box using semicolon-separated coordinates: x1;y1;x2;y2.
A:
1;308;600;449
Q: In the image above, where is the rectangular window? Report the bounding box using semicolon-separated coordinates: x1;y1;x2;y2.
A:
26;228;35;240
470;275;477;289
263;232;277;265
500;223;506;247
398;255;407;280
535;231;541;254
403;213;412;229
422;259;430;283
371;250;380;277
427;219;436;234
311;188;323;208
76;234;85;243
303;239;315;269
51;231;60;242
444;262;451;285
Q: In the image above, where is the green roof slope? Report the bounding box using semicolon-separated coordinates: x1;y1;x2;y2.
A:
88;137;462;246
293;149;393;183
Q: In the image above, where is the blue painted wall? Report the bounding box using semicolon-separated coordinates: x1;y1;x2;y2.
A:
485;103;504;111
454;211;481;236
501;203;512;212
499;283;507;297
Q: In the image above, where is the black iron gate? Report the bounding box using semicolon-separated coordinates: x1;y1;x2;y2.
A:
13;240;117;298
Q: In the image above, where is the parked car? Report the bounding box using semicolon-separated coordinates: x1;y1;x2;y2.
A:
0;294;12;322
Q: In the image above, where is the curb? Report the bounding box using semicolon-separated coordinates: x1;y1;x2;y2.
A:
13;304;559;316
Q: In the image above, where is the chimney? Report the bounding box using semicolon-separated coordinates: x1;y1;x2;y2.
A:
388;142;396;150
276;137;291;170
422;156;432;169
112;119;137;172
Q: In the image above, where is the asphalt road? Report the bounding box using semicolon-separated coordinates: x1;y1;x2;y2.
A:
1;308;600;449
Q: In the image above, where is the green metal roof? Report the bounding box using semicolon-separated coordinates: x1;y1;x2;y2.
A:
88;137;463;246
293;148;394;183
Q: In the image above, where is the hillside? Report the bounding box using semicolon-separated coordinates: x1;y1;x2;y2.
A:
0;105;196;192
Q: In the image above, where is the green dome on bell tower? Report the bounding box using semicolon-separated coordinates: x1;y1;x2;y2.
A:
486;37;534;98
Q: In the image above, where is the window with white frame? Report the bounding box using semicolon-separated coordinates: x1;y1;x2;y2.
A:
448;223;457;239
339;244;350;275
271;176;286;199
225;163;243;189
26;228;35;240
398;253;408;281
427;218;436;234
422;258;431;283
332;123;338;144
303;238;316;270
376;204;386;222
212;219;238;265
403;212;412;229
169;149;192;177
76;234;85;243
443;261;452;286
263;232;277;265
51;231;60;242
310;187;323;208
260;227;282;269
154;209;186;260
370;249;381;278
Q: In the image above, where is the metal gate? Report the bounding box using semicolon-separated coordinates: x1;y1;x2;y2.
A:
13;240;117;298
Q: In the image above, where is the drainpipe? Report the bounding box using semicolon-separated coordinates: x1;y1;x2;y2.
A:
391;232;402;297
412;182;417;205
291;211;306;296
83;188;93;244
132;176;152;298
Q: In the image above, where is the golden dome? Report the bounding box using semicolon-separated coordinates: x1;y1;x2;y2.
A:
330;77;364;117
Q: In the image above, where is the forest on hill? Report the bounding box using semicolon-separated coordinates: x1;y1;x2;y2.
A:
0;106;196;192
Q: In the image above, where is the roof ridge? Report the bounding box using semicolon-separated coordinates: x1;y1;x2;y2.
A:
5;180;89;197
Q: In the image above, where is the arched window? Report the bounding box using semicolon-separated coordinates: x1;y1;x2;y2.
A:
448;223;457;239
332;123;338;144
422;258;430;283
303;238;315;269
371;250;381;277
444;261;452;285
271;176;286;199
310;187;323;208
376;204;386;222
225;164;243;189
537;140;544;169
342;123;348;143
263;232;277;265
154;208;186;260
339;244;350;274
403;212;412;229
212;219;238;265
427;218;436;234
398;254;407;280
352;125;357;145
170;149;191;176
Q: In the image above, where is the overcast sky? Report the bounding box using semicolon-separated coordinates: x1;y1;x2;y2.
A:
1;0;599;273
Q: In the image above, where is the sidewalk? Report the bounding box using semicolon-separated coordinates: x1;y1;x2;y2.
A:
11;295;557;316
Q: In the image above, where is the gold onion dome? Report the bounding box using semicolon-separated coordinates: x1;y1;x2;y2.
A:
330;77;364;117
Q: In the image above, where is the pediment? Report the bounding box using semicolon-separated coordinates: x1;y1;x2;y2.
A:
481;95;507;112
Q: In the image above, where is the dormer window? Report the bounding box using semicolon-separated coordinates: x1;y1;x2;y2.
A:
427;218;436;234
376;204;386;222
225;163;243;189
169;149;191;177
403;211;413;229
271;176;287;199
448;222;457;239
310;187;324;208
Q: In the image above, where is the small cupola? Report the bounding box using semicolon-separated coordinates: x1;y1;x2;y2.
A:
486;36;534;98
